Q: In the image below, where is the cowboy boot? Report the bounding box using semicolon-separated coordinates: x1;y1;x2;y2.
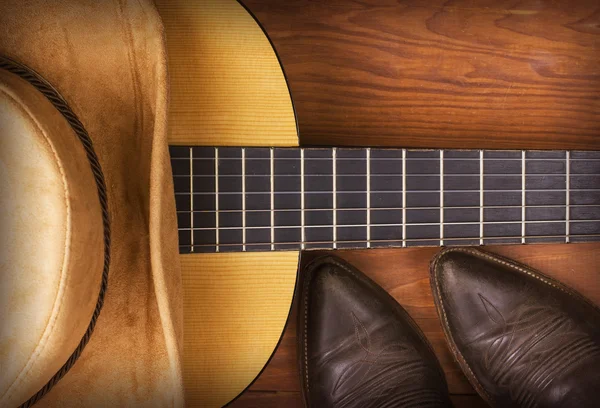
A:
430;247;600;408
298;255;453;408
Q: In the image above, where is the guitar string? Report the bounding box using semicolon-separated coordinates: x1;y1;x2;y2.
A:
176;188;600;195
178;204;600;213
173;174;600;178
178;233;600;249
180;219;600;232
172;157;600;162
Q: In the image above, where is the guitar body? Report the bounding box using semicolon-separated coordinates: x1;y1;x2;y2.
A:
156;1;600;407
155;1;299;406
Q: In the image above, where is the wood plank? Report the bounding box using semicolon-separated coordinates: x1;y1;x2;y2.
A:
155;0;298;147
242;0;600;150
180;252;298;407
230;242;600;406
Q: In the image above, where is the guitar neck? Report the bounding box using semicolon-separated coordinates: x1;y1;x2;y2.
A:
170;146;600;253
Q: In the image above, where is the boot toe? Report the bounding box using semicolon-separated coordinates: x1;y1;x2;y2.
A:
430;247;600;408
299;256;451;408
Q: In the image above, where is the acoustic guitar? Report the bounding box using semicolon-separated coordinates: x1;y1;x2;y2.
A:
155;1;600;406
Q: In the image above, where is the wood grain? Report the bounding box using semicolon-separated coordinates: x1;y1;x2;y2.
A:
242;0;600;150
180;252;298;407
155;0;298;147
231;242;600;407
155;2;300;406
155;2;600;407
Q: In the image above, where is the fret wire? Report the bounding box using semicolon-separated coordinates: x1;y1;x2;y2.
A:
179;204;600;214
366;148;371;248
301;148;306;250
182;233;600;249
214;147;219;252
270;148;275;251
479;150;484;245
566;151;570;244
333;147;337;249
440;150;444;246
521;150;526;244
180;188;599;196
184;219;600;232
402;149;407;248
242;148;246;251
189;147;194;252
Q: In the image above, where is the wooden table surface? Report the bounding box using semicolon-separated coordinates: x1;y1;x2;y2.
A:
231;1;600;406
242;0;599;150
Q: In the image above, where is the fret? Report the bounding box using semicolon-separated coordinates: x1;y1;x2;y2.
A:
189;147;217;253
405;150;440;246
524;151;566;244
274;148;301;250
304;149;333;249
569;151;600;243
216;147;243;252
336;149;367;249
370;149;403;248
169;146;192;253
483;151;522;244
171;147;600;252
245;148;271;251
443;150;480;246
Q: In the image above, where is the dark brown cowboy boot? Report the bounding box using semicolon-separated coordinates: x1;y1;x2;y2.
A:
430;247;600;408
298;255;452;408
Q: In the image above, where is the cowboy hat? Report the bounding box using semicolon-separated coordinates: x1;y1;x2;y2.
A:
0;0;183;406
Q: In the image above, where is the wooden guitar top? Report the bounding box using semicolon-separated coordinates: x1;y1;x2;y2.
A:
154;0;298;406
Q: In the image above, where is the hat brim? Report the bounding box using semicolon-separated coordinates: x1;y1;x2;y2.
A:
0;1;184;406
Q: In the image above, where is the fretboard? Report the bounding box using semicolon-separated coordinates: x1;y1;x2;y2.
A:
169;147;600;253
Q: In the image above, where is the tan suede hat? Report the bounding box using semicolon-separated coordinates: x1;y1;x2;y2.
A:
0;1;183;407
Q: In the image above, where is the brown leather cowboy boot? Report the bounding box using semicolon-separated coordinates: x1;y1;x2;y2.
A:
298;256;453;408
430;247;600;408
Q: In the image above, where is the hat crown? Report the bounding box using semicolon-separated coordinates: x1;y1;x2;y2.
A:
0;68;104;407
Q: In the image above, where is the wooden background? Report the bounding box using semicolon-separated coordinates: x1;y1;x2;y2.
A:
242;0;599;150
231;244;600;407
230;0;600;407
